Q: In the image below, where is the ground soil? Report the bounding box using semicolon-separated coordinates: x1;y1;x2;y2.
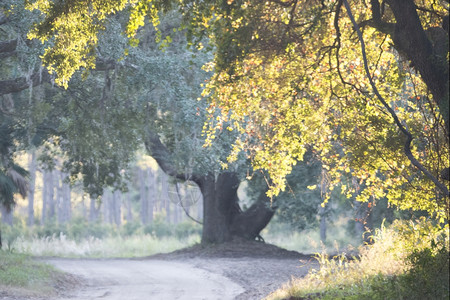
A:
0;238;319;300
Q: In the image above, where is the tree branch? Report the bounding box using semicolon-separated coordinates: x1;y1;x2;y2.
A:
0;70;52;96
144;130;199;183
343;0;449;197
386;0;448;129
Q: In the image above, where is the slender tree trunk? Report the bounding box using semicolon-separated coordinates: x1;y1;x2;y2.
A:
319;206;327;244
139;168;149;224
41;170;48;224
354;200;365;240
197;191;203;221
113;190;122;226
161;173;171;223
89;196;98;222
125;192;133;222
102;190;110;224
27;150;36;226
47;170;55;220
147;169;155;223
59;172;71;223
0;204;13;226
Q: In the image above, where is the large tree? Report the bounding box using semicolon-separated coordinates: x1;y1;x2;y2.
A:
1;2;275;243
5;0;448;235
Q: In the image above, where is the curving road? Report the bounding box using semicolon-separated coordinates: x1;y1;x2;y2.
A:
46;259;245;300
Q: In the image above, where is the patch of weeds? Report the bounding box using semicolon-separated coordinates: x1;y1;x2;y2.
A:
0;250;60;296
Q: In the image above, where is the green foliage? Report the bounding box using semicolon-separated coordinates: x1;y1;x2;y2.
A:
142;214;202;238
400;242;449;299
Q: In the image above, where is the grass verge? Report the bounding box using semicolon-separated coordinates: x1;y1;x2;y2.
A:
0;251;63;297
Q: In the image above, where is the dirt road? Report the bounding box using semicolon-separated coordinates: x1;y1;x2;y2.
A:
1;241;316;300
46;258;245;300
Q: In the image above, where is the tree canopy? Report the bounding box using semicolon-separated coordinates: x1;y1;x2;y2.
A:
6;0;450;221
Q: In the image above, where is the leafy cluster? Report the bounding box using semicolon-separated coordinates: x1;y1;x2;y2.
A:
15;0;450;220
199;0;449;219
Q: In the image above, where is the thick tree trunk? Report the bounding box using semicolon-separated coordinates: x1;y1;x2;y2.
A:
145;131;276;244
385;0;449;130
197;172;275;244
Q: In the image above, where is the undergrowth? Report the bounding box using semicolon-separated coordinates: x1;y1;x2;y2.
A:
266;218;449;300
1;217;201;257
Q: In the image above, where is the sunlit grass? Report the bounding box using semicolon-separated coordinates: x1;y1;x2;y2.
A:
265;219;449;300
12;233;201;258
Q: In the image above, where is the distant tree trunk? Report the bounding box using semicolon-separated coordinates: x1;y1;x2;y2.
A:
41;170;48;224
161;173;171;223
0;204;13;226
125;192;133;222
174;196;180;224
57;172;71;224
103;190;114;224
354;200;365;239
319;206;327;244
27;150;37;226
319;168;329;244
139;168;149;224
197;193;203;221
147;169;155;223
113;190;122;226
89;196;99;222
46;170;55;220
146;132;275;244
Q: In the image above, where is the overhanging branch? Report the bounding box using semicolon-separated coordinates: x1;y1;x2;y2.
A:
343;0;449;197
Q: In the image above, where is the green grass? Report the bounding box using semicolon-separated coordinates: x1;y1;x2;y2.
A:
265;218;449;300
0;251;60;297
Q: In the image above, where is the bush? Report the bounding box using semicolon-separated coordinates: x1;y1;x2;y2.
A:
35;221;68;238
400;241;449;299
67;218;113;240
174;221;202;239
120;221;142;236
